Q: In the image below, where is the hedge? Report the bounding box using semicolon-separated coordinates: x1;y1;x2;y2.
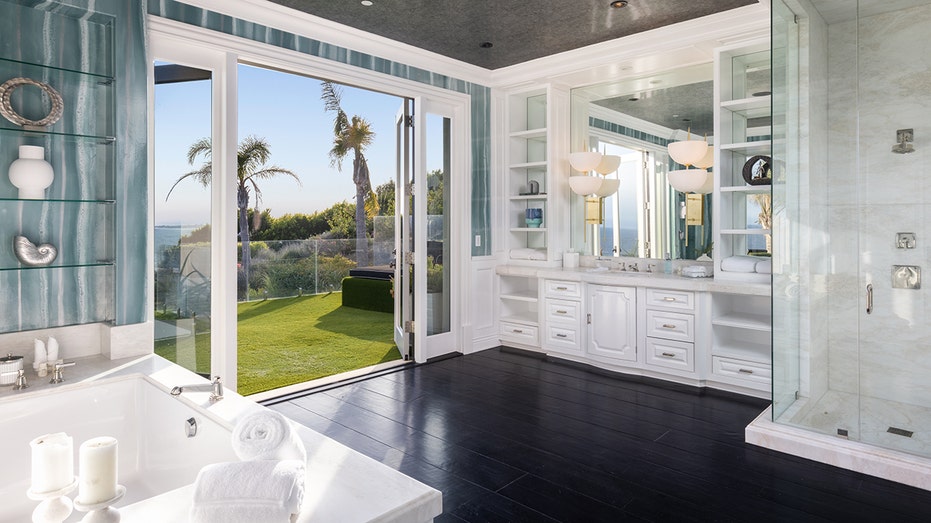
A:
341;277;393;314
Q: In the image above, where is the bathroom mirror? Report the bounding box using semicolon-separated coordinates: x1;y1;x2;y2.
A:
569;64;714;259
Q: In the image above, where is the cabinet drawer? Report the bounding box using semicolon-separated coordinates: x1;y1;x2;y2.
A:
545;299;581;323
544;325;582;353
645;310;694;342
712;356;771;385
544;280;581;299
645;288;695;311
500;321;538;344
645;338;694;372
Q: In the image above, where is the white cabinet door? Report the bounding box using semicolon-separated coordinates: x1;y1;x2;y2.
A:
586;285;637;362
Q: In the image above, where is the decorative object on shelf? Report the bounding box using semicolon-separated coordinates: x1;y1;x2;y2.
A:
525;208;543;228
741;155;772;185
13;235;58;266
28;432;78;523
0;352;24;385
528;180;539;194
891;128;914;154
8;145;54;199
667;129;713;194
0;77;64;128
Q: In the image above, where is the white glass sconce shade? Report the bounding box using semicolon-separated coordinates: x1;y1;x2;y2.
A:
696;170;714;194
569;151;603;173
668;140;708;166
693;146;714;169
667;168;709;193
594;178;620;197
568;175;603;196
594;154;621;174
9;145;53;199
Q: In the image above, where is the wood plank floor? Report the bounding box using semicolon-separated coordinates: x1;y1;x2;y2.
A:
265;348;931;522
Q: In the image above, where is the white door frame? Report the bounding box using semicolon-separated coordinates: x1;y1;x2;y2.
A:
148;18;470;382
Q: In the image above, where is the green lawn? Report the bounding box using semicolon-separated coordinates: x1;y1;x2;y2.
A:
155;293;400;396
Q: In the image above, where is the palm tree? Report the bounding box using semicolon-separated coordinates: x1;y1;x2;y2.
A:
321;80;377;266
167;135;301;298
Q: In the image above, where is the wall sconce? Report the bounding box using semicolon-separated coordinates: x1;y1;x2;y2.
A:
568;152;620;245
667;130;713;194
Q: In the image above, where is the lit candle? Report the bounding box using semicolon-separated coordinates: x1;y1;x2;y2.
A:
30;432;74;493
77;437;118;504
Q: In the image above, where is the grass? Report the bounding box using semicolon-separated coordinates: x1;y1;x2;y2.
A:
155;293;400;396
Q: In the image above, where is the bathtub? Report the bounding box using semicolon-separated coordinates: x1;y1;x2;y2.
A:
0;374;237;522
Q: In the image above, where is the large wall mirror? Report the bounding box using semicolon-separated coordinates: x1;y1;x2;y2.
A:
569;64;715;260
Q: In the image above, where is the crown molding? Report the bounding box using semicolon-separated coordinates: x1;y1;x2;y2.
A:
490;3;771;90
162;0;494;86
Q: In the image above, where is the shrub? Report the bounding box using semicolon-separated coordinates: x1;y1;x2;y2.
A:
341;277;393;313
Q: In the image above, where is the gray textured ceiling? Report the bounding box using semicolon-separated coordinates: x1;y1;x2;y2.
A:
265;0;757;69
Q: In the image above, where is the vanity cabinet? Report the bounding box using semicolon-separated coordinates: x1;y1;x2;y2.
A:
585;284;636;362
642;288;697;375
542;279;583;355
709;292;771;391
498;273;540;346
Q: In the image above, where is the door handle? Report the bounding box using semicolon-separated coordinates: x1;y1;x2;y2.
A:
866;283;873;315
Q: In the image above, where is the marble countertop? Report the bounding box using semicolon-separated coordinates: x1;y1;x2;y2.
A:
496;264;772;296
2;354;442;523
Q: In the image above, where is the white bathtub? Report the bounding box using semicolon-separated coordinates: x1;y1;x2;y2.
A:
0;374;237;522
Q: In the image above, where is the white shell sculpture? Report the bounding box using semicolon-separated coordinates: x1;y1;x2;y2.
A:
13;235;58;266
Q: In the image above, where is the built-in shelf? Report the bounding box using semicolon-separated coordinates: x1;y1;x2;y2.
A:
500;312;538;325
509;194;548;201
0;261;114;272
0;197;116;204
712;340;771;364
500;290;538;303
509;160;548;170
720;228;771;235
720;140;773;155
719;185;771;194
713;311;772;331
720;95;771;117
510;227;548;233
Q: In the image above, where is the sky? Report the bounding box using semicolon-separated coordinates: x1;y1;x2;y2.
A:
153;63;405;226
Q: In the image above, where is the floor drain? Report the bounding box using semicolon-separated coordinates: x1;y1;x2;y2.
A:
887;426;914;438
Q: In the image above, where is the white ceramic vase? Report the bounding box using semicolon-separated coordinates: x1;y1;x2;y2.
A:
9;145;53;199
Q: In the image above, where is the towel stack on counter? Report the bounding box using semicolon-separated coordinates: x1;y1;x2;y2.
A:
720;255;772;274
190;410;307;523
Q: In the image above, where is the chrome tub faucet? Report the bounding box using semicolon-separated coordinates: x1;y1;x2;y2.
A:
171;376;223;402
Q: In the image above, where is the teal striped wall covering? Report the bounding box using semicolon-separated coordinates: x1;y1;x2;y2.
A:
148;0;493;257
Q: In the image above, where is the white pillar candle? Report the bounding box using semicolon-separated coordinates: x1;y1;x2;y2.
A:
78;437;118;504
30;432;74;493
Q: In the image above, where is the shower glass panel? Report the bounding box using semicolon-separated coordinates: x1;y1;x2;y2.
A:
773;0;931;458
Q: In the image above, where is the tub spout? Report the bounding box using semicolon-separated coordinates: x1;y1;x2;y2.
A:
170;376;223;402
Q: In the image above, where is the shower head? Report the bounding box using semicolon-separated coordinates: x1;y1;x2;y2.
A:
892;128;915;154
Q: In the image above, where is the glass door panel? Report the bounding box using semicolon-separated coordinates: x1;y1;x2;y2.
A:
152;61;213;377
394;98;413;360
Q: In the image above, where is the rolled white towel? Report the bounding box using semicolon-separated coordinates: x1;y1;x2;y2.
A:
190;459;305;523
509;248;546;261
720;255;759;273
233;410;306;462
755;258;772;274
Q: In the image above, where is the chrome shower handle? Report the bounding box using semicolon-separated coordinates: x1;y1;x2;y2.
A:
866;283;873;315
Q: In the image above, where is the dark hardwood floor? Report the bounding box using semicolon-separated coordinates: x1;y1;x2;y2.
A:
265;348;931;522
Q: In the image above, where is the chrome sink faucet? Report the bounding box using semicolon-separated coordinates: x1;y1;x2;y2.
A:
171;376;223;402
628;263;639;272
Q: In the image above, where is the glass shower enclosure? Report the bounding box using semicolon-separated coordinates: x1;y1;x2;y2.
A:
772;0;931;460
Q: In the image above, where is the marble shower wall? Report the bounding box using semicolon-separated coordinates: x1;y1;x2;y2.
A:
826;3;931;409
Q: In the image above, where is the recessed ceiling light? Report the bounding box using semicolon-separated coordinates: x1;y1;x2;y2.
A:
361;0;373;5
480;42;493;49
610;1;629;8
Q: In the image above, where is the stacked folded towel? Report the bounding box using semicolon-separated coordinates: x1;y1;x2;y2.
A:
191;410;308;523
720;255;772;274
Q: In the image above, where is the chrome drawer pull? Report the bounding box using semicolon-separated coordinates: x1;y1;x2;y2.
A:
513;329;523;334
663;297;676;302
661;324;676;329
738;368;754;374
555;286;568;291
556;310;568;314
661;352;676;358
556;333;568;338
